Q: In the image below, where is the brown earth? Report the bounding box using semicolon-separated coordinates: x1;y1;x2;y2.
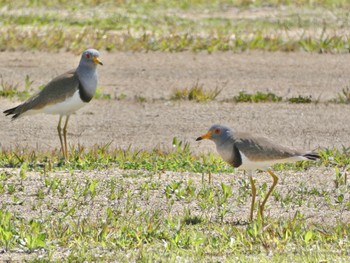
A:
0;50;349;261
0;51;349;153
0;165;349;261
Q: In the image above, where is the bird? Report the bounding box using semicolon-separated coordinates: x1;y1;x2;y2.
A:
3;49;103;161
196;124;320;221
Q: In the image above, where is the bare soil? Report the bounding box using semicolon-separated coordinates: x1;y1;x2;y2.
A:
0;50;349;261
0;51;349;153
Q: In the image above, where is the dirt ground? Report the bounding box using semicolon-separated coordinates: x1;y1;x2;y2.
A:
0;51;349;153
0;50;350;261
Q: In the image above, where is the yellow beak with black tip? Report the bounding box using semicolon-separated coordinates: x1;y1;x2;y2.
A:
93;56;103;65
196;131;212;141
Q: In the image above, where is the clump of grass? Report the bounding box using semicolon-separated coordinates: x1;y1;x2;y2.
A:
1;2;350;53
94;87;111;100
171;82;222;102
0;139;232;173
319;147;350;168
0;75;32;100
134;95;147;103
116;93;127;101
0;143;347;173
0;78;20;98
1;181;350;262
2;0;350;9
288;95;313;103
232;91;282;103
331;87;350;104
0;144;350;261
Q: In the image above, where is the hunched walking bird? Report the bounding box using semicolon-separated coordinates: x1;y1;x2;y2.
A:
3;49;103;160
196;124;320;221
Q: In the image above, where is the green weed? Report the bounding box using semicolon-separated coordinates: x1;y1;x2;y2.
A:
1;0;349;8
331;87;350;104
0;141;349;261
0;143;348;174
0;2;349;53
0;75;31;100
0;140;233;174
134;95;147;103
94;87;111;100
288;95;313;103
0;179;349;261
171;82;222;102
232;91;282;103
116;93;127;101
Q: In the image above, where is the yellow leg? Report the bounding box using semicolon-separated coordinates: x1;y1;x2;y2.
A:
249;175;256;221
57;116;65;158
259;169;278;220
63;115;70;161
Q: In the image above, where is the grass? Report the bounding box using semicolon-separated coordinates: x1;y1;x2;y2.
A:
0;1;349;260
1;0;350;9
331;87;350;104
232;91;282;103
0;1;350;53
229;92;317;104
171;82;222;102
0;139;348;173
0;75;32;100
0;139;233;173
0;143;349;261
134;95;147;103
2;80;348;105
94;87;111;100
288;95;313;104
0;206;349;261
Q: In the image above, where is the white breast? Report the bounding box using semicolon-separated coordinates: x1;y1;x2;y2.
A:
238;151;306;171
42;90;86;115
216;143;234;164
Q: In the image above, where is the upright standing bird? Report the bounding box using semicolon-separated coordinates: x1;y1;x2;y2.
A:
3;49;103;160
196;124;319;221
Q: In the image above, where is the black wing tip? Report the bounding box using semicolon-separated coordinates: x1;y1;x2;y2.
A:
303;152;321;161
3;107;20;119
11;114;20;120
3;109;13;115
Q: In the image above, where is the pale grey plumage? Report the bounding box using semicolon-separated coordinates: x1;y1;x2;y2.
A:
3;48;103;160
196;124;320;221
4;49;102;119
197;124;319;170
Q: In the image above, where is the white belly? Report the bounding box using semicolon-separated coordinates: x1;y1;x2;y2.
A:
42;90;86;115
238;151;306;171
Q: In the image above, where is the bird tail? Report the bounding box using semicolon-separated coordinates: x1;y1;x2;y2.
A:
303;152;320;161
3;106;21;119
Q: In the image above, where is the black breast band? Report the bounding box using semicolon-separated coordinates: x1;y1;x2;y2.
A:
78;81;93;102
232;145;242;168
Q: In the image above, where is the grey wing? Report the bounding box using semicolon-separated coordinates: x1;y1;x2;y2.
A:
11;69;79;115
234;132;300;161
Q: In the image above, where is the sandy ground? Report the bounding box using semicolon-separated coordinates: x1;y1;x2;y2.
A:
0;50;349;261
0;164;349;261
0;51;349;154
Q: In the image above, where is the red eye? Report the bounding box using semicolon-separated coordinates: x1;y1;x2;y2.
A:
214;129;221;134
86;54;91;59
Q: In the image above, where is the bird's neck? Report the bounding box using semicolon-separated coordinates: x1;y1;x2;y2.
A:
77;65;98;98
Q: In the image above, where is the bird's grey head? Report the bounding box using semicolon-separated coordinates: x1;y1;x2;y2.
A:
79;49;103;68
196;124;233;145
